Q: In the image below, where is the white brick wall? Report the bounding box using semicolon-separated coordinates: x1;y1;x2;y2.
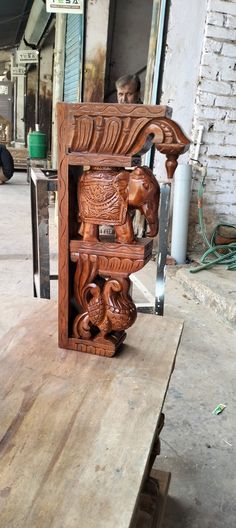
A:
189;0;236;250
224;14;236;27
209;0;236;15
222;42;236;55
206;24;235;39
199;78;231;94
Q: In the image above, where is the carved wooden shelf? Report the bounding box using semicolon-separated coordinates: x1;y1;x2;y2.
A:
70;239;153;273
57;102;190;356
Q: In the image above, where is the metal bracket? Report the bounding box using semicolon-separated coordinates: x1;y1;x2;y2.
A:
30;167;58;298
136;182;171;316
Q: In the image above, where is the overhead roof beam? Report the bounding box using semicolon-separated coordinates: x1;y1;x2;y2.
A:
19;0;52;50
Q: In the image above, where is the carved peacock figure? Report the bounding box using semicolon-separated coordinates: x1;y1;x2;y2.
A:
72;255;136;345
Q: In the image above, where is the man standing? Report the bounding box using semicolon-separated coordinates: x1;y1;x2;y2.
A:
0;144;14;184
115;74;143;104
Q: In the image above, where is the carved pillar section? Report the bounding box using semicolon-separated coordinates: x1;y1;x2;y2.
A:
57;103;190;356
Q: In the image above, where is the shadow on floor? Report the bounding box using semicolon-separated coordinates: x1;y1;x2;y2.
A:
163;496;191;527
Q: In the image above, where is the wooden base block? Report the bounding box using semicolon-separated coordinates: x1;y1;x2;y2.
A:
68;331;126;357
151;469;171;528
132;470;171;528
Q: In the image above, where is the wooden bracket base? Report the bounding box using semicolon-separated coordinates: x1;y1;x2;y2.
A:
66;238;153;357
67;332;126;357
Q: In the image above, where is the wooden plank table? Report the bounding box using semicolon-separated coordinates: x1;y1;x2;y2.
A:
0;296;183;528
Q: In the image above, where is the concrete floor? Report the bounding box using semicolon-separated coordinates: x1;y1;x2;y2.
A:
0;172;236;527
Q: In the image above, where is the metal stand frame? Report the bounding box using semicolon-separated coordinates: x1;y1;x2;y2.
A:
30;170;171;311
30;167;58;298
27;157;48;183
136;183;171;316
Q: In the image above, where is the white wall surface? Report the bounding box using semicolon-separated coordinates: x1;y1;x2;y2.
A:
189;0;236;249
153;0;207;177
158;0;208;136
153;0;236;252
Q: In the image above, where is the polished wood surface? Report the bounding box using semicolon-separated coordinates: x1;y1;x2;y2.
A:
0;297;183;528
70;239;154;356
78;166;160;243
57;102;189;168
57;102;189;355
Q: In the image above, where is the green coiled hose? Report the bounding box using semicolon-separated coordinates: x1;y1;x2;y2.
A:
190;176;236;273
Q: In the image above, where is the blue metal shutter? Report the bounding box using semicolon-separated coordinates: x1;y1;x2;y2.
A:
63;14;83;103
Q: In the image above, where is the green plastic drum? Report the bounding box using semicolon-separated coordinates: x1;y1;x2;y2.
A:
28;131;47;159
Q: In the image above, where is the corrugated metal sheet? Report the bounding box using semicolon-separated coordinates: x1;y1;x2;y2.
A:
64;14;83;103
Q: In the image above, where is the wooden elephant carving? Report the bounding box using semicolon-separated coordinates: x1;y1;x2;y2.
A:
78;165;160;244
57;101;190;356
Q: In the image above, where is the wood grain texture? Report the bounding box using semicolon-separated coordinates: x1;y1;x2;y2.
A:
57;103;189;167
68;152;142;167
0;297;183;528
78;166;160;242
69;240;153;355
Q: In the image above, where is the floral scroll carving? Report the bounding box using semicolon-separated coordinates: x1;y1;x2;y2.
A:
67;106;189;167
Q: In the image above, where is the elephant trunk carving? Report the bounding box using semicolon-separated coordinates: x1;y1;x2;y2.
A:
78;165;160;244
141;202;159;237
128;166;160;239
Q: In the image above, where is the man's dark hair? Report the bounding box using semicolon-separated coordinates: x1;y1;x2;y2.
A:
115;74;141;92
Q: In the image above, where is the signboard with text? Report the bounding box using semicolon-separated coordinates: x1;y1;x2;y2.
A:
46;0;83;14
0;85;9;95
17;50;39;64
12;66;26;76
